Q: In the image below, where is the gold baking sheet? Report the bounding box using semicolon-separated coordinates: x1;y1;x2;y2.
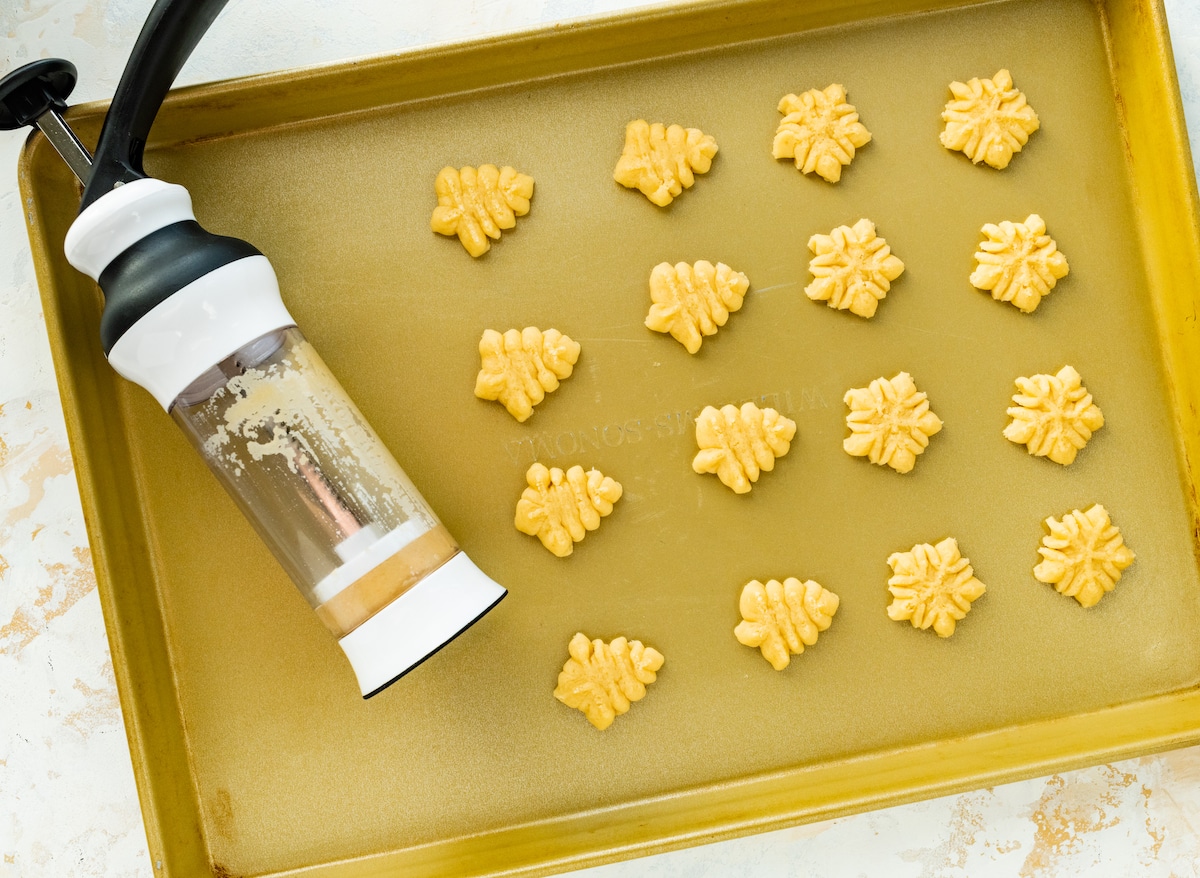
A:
19;0;1200;875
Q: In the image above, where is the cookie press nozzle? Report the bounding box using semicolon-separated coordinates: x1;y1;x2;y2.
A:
3;0;506;698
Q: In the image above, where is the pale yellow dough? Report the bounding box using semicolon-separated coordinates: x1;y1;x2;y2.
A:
971;214;1069;313
430;164;534;257
773;84;872;183
475;327;580;422
693;402;796;493
940;69;1040;169
887;538;986;638
806;219;905;318
554;632;664;730
515;463;622;557
645;261;750;353
735;578;839;670
1003;365;1103;465
613;120;718;207
1035;505;1135;608
843;372;942;474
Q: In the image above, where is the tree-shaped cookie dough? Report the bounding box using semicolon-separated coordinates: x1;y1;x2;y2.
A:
554;632;664;730
430;164;534;257
645;260;750;353
613;120;718;207
1034;504;1135;608
843;372;943;474
806;219;905;318
971;214;1069;313
693;402;797;494
887;538;986;638
940;69;1040;169
734;578;840;670
773;84;872;183
475;327;581;422
1004;365;1103;465
515;463;622;557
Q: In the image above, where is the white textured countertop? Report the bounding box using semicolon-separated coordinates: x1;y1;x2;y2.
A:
2;1;1199;876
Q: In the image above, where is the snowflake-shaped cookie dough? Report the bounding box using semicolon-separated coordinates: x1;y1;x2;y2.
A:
843;372;943;474
1034;505;1135;608
430;164;534;256
693;402;797;493
514;463;622;557
734;578;840;671
1003;365;1103;466
887;538;986;638
970;214;1069;313
806;219;905;318
554;632;664;730
940;69;1040;169
772;84;872;183
645;260;750;353
613;120;718;207
475;327;581;422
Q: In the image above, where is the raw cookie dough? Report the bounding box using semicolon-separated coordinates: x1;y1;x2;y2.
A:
1004;365;1103;465
515;463;622;557
645;260;750;353
613;120;718;207
693;402;797;493
475;327;581;422
940;69;1040;169
735;578;840;670
971;214;1069;313
554;632;665;730
773;84;872;183
1034;504;1135;607
843;372;942;474
888;538;986;638
430;164;534;256
806;219;905;318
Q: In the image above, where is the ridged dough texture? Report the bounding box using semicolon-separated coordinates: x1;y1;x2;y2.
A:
887;538;987;638
554;632;664;730
645;261;750;353
1003;365;1103;466
806;219;905;318
735;578;840;671
693;402;797;494
1034;505;1135;608
430;164;534;256
843;372;943;474
772;84;872;183
940;69;1040;169
970;214;1069;313
514;463;622;557
475;327;580;422
613;120;718;207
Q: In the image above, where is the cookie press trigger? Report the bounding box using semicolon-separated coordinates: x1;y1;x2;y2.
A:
0;0;506;698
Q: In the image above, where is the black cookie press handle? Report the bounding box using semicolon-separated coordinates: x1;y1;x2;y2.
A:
0;0;229;208
81;0;229;209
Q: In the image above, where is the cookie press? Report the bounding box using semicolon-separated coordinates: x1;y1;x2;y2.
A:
0;0;506;697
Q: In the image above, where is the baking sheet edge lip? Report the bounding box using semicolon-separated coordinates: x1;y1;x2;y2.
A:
49;0;1012;155
280;691;1200;878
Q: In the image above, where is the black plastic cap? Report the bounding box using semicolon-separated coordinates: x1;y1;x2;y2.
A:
0;58;77;130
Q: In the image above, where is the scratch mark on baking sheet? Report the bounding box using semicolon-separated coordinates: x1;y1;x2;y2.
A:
890;321;980;344
578;337;652;344
753;281;797;294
